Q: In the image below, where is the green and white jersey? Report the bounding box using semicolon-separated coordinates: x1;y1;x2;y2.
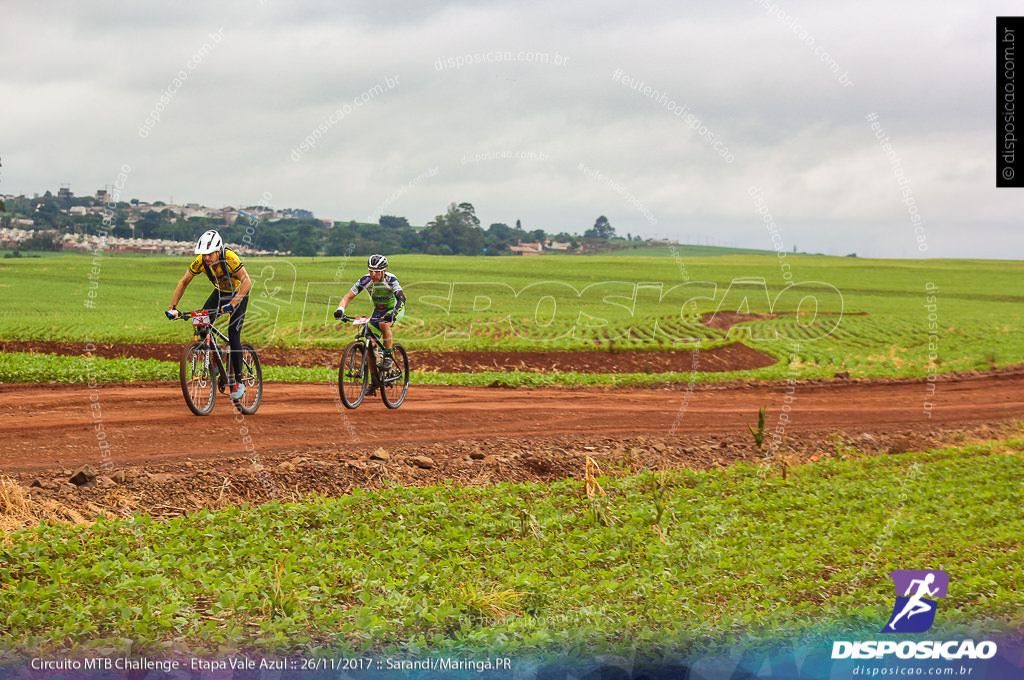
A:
351;273;403;310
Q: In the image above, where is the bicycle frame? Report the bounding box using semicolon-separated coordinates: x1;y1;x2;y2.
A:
178;309;233;384
337;314;409;409
170;307;264;415
350;317;388;383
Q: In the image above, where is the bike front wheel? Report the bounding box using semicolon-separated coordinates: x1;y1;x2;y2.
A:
180;341;216;416
233;343;263;415
380;344;410;409
338;341;369;409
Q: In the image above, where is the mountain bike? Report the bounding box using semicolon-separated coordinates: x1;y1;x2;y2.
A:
337;316;409;409
167;309;263;416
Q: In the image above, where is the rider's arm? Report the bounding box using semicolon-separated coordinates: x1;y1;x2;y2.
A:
337;290;357;313
170;269;196;310
228;267;252;308
395;289;406;311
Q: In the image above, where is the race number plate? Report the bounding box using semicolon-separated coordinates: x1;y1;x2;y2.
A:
192;314;211;326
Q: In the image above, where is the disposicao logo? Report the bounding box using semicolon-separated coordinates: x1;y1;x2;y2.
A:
831;569;998;661
882;569;948;634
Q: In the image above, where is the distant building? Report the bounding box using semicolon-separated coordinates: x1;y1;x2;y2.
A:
510;243;541;256
544;240;571;251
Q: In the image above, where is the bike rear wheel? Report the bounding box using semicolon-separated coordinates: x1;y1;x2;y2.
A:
380;344;410;409
339;341;369;409
233;343;263;415
180;341;216;416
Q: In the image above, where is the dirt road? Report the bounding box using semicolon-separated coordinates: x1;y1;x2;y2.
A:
2;371;1021;475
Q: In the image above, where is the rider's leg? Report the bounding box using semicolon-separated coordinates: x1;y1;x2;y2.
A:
226;294;249;380
382;305;404;352
381;307;404;370
200;289;222;344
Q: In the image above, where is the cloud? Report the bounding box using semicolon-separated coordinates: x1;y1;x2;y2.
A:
0;0;1015;258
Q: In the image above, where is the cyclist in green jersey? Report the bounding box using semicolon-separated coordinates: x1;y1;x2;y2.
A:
334;254;406;371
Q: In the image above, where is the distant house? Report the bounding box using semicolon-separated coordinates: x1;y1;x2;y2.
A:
544;240;571;251
139;204;171;214
510;242;541;256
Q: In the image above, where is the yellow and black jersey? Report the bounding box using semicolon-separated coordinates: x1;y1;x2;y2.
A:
189;249;244;293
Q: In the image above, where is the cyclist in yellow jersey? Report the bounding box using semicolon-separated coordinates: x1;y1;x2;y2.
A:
168;230;253;399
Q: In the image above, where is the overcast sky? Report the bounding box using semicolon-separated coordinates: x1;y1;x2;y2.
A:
1;0;1020;258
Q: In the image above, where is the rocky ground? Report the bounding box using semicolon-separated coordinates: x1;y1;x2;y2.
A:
3;422;1017;532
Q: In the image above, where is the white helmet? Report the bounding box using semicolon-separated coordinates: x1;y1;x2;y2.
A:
194;230;223;255
368;253;388;271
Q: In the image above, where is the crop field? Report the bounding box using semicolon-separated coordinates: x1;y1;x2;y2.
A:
2;253;1023;381
1;443;1022;661
3;252;1024;675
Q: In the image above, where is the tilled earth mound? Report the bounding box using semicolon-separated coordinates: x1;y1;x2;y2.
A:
0;340;776;373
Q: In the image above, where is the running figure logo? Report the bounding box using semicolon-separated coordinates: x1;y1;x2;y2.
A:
882;570;949;633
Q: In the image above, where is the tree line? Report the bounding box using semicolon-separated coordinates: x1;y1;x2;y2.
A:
3;192;653;256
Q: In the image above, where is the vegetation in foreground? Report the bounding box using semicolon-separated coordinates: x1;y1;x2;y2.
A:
1;443;1021;661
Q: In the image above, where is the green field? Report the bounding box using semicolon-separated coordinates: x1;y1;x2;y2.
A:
1;444;1021;659
3;254;1023;667
2;253;1022;381
598;244;797;257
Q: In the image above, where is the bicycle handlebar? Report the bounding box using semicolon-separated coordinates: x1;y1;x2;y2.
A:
167;309;219;321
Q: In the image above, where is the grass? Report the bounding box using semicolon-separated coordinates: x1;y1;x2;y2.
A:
0;352;173;384
0;250;84;259
598;244;801;257
1;254;1023;382
0;444;1021;660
